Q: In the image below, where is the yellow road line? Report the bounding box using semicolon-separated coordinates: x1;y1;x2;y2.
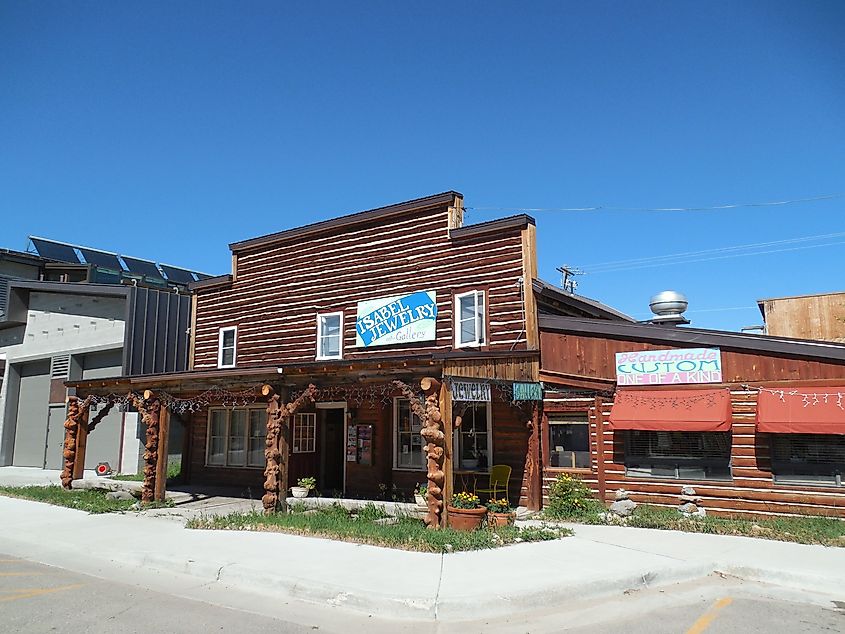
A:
0;584;85;602
686;597;733;634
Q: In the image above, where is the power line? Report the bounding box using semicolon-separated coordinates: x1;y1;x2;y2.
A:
466;193;844;213
584;231;845;273
588;239;845;274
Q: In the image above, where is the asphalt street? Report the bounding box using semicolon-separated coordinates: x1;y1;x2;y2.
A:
2;552;843;633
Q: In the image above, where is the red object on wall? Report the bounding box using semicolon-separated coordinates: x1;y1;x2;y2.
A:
608;388;732;432
757;388;845;434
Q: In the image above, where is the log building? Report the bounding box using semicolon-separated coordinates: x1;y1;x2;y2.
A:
65;191;627;520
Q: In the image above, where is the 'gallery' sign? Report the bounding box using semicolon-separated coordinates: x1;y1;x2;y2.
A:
355;291;438;347
615;348;722;385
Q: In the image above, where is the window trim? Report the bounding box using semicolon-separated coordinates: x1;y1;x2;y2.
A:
453;401;493;472
217;326;237;369
393;397;425;472
205;406;266;469
316;311;344;360
454;290;486;348
292;413;317;454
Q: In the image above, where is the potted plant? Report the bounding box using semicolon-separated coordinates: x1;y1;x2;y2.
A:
446;492;487;531
486;498;516;527
414;483;428;507
291;476;316;499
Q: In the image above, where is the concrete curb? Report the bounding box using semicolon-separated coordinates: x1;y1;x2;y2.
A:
3;496;845;622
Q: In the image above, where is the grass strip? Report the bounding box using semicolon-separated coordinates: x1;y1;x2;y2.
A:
544;503;845;547
0;485;138;514
187;503;569;552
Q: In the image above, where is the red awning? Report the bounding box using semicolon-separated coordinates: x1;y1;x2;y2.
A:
757;388;845;434
609;388;733;432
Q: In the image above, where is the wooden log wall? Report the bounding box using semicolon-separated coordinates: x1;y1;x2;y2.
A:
193;202;531;368
541;389;845;519
540;331;845;384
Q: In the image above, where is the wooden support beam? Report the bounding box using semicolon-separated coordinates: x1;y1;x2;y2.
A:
525;402;542;511
262;384;283;514
155;406;170;502
439;380;453;529
72;402;91;481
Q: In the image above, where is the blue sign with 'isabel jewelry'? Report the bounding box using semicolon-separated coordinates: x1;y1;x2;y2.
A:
355;290;438;347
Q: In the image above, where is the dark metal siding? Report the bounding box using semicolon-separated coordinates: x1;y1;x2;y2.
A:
124;288;191;376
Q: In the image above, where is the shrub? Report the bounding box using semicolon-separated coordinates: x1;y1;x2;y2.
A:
545;473;603;520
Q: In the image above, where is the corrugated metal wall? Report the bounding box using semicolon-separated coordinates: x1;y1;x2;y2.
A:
124;288;191;376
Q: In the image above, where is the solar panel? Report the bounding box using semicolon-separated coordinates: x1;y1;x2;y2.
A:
29;237;81;264
159;264;196;284
79;247;124;271
121;256;163;279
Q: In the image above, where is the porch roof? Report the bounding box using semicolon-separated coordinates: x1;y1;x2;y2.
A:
66;349;539;394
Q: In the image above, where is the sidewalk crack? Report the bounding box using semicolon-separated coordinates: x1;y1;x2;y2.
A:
433;553;445;621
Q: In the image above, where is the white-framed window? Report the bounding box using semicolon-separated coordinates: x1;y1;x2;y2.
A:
454;402;492;471
454;290;485;347
394;398;424;470
217;326;237;368
316;312;343;360
206;407;266;467
293;413;317;453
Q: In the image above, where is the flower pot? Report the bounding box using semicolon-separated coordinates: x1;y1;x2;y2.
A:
446;505;487;531
414;494;427;507
291;486;310;499
488;512;516;528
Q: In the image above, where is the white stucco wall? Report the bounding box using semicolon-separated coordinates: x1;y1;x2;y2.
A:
0;291;127;464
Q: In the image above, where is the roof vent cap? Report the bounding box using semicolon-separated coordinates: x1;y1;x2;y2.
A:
649;290;689;325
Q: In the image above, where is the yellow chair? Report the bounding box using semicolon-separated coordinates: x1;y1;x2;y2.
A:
475;465;512;502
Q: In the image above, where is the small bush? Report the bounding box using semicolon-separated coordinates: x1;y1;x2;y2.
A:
545;473;604;520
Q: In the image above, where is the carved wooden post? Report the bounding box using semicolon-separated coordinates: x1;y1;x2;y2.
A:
262;384;317;514
60;396;84;489
394;378;445;529
262;385;284;514
139;390;161;504
439;380;454;529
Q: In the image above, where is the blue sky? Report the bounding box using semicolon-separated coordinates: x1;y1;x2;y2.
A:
1;1;843;330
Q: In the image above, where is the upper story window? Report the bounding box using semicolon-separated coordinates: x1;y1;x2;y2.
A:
217;326;237;368
317;312;343;360
455;290;485;348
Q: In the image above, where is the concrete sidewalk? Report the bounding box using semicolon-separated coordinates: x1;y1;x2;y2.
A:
1;495;843;621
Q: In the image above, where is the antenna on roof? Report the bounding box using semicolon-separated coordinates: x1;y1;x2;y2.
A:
556;265;584;294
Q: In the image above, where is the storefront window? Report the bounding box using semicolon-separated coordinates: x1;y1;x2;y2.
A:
455;403;491;470
549;414;590;469
624;430;731;480
206;407;265;468
248;409;266;467
394;399;424;469
771;434;845;486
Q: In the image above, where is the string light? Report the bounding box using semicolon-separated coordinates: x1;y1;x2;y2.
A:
744;386;845;411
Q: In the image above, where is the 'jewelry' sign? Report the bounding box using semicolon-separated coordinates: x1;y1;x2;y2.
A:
355;291;438;347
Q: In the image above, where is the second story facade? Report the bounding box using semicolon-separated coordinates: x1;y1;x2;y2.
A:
190;191;542;370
